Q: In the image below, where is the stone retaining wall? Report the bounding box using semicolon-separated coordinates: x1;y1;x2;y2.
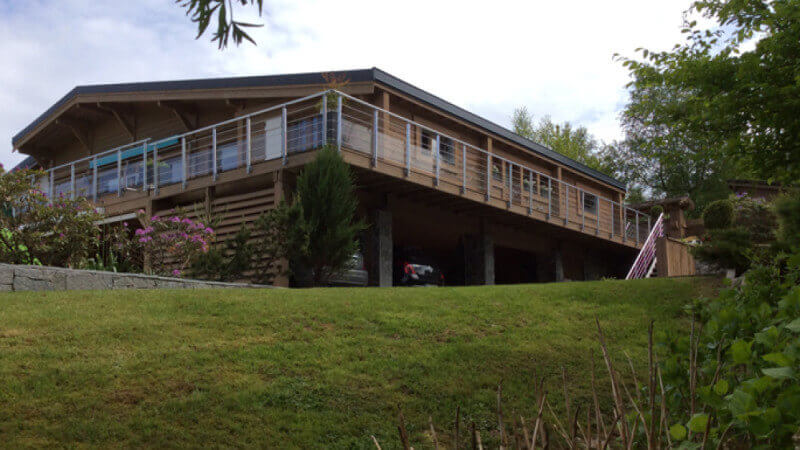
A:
0;264;271;292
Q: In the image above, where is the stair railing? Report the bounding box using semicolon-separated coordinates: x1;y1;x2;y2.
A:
625;212;664;279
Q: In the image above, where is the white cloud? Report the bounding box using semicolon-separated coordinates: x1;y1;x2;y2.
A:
0;0;694;169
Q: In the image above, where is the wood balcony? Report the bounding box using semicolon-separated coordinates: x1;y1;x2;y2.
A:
39;90;652;248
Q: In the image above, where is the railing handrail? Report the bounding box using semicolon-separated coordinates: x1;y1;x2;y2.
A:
48;139;151;173
625;213;664;279
36;88;652;246
335;90;636;217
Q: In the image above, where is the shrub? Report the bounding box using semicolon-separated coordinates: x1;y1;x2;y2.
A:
250;202;308;284
702;199;734;229
650;204;664;218
134;211;213;277
691;227;752;274
0;167;102;267
774;193;800;251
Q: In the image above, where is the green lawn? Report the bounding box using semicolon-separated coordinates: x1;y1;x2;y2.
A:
0;278;718;448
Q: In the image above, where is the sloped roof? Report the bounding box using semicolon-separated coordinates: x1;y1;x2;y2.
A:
12;68;625;190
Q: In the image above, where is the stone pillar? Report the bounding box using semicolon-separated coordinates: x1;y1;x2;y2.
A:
367;209;393;287
464;222;494;285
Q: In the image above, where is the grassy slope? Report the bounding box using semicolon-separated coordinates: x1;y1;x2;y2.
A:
0;278;717;448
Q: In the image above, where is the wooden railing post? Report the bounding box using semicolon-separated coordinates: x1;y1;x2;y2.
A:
635;212;640;246
596;198;601;235
528;170;533;215
547;177;552;219
48;170;54;199
565;184;570;225
609;201;616;239
581;190;585;231
485;153;491;202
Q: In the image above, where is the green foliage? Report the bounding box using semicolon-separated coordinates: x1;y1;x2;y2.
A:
134;211;213;277
250;202;308;285
774;194;800;251
694;196;778;273
0;167;103;267
618;0;800;183
292;146;365;285
703;199;734;230
190;204;307;284
650;204;664;218
693;227;752;273
659;199;800;448
511;108;610;174
177;0;264;49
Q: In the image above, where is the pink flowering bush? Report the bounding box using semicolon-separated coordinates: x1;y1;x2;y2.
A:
134;210;214;277
0;167;102;267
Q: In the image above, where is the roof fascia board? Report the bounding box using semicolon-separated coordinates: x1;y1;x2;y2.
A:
371;68;625;191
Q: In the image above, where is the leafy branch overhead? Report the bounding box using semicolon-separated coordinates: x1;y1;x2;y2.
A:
177;0;264;49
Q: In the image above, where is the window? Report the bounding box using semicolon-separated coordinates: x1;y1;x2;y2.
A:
583;192;597;214
420;130;433;155
440;136;455;165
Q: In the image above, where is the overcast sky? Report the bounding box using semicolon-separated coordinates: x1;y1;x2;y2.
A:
0;0;694;169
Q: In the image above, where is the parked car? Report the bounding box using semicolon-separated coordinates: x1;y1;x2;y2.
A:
328;252;369;287
394;247;445;286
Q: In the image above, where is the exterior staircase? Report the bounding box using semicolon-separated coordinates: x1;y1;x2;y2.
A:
626;213;664;279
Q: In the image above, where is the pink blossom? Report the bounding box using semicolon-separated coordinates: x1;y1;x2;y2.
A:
151;215;160;222
204;227;214;234
170;216;181;223
172;269;181;276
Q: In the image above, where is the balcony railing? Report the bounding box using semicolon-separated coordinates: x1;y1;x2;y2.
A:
39;90;653;246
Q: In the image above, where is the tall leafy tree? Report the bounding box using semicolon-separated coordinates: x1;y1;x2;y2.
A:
512;107;607;173
618;0;800;185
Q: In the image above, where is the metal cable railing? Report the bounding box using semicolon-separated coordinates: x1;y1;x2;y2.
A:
37;89;652;245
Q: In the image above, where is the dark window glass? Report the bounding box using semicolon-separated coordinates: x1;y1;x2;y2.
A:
440;136;455;165
583;193;597;214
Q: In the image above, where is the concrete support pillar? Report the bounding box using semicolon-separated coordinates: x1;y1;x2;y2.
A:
368;209;393;287
464;222;494;285
554;246;564;282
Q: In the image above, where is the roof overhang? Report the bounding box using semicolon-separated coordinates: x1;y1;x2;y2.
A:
11;67;626;190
